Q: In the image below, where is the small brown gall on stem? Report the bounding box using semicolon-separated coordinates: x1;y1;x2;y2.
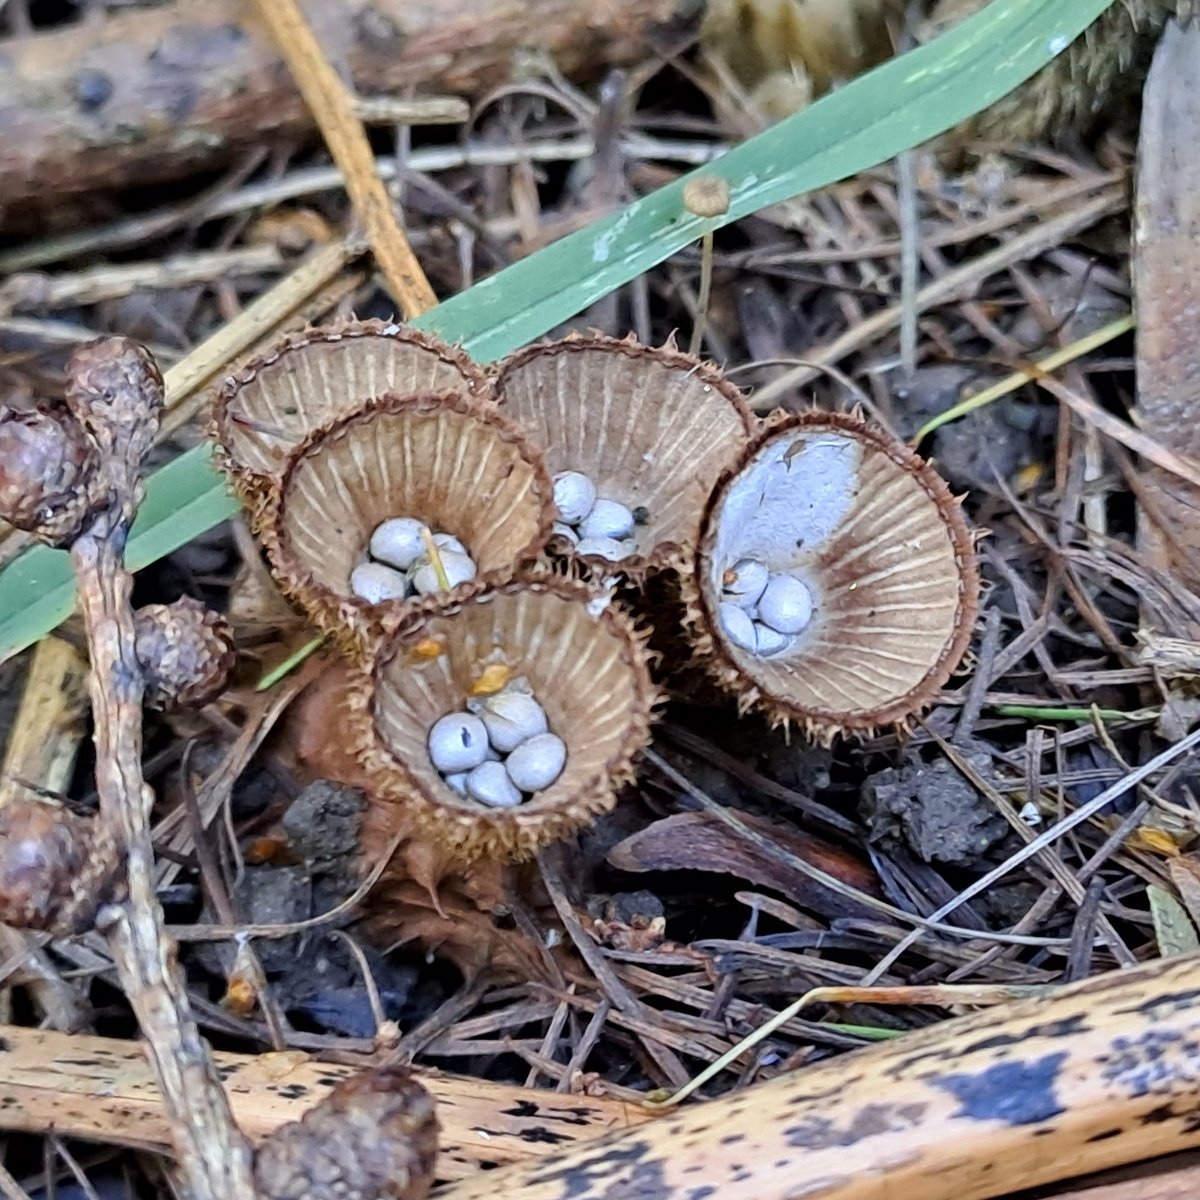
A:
0;405;97;545
0;797;122;935
683;174;731;219
65;336;164;465
134;596;237;712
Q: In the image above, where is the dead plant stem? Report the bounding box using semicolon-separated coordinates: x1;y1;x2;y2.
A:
68;345;256;1200
251;0;437;316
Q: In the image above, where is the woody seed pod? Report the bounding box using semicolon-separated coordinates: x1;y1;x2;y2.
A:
0;798;122;935
65;336;164;465
254;1066;438;1200
0;405;97;545
134;596;237;712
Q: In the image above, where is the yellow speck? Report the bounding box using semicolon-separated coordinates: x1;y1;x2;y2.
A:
1130;826;1184;856
1013;463;1043;493
221;976;257;1017
471;663;512;695
410;637;445;661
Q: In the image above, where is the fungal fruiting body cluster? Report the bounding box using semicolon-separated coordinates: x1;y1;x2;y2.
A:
717;558;813;658
353;519;477;604
211;321;978;862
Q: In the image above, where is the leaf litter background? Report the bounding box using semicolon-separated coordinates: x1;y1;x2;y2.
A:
2;0;1200;1191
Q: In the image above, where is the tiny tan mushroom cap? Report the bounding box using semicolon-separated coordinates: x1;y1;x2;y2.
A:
211;319;489;519
687;410;979;741
346;576;658;863
259;391;554;656
493;333;753;577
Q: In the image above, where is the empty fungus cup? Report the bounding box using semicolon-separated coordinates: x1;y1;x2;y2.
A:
346;577;657;862
689;411;979;740
492;333;753;576
259;392;553;651
211;319;489;513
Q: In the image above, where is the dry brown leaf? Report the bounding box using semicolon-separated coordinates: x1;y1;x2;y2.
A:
274;659;375;790
607;810;880;919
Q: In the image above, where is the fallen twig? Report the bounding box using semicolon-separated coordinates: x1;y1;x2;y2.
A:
0;0;677;210
0;1024;653;1181
435;953;1200;1200
62;340;257;1200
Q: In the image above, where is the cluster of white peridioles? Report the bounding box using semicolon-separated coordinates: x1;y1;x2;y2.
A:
350;516;478;603
717;558;814;658
426;678;568;807
550;470;645;563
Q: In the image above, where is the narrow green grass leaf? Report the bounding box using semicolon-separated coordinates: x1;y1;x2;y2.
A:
989;704;1159;722
0;0;1116;661
0;446;240;657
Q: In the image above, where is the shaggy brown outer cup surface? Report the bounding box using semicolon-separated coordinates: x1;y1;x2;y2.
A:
260;392;554;654
346;577;657;862
493;333;753;576
211;319;489;513
688;410;979;741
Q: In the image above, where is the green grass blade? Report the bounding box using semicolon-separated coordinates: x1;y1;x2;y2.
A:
0;446;240;656
427;0;1114;361
0;0;1115;661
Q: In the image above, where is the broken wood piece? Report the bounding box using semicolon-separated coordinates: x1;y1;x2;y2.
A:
0;1024;654;1181
0;635;88;811
1024;1149;1200;1200
0;0;678;212
1133;16;1200;626
434;952;1200;1200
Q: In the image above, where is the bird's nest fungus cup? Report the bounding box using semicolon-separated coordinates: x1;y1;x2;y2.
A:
346;577;658;862
258;391;554;652
493;333;753;577
688;410;979;741
211;319;489;516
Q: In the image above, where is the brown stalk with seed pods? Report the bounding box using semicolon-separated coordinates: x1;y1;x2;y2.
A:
0;338;439;1200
